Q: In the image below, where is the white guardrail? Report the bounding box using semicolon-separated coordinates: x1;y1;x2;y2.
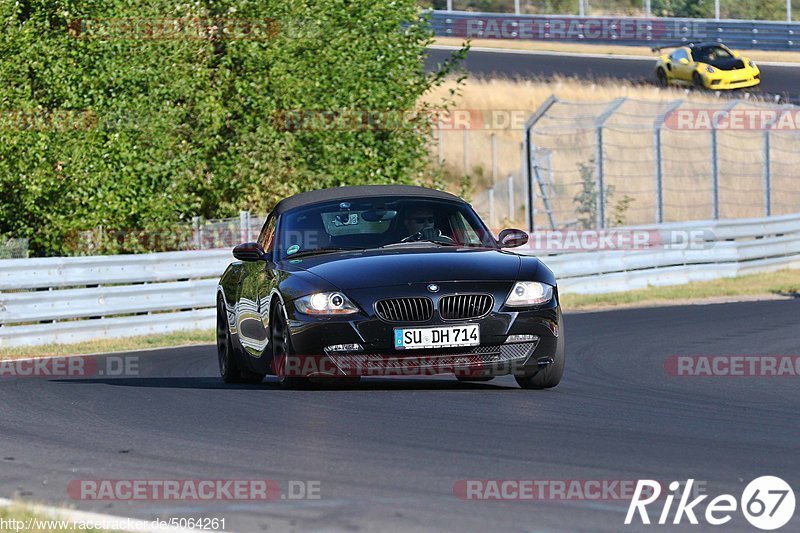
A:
1;214;799;348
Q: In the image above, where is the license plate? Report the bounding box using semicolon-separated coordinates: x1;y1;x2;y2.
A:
394;324;480;350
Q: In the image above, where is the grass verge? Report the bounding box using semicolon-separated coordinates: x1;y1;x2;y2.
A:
561;269;800;311
0;503;116;532
2;272;799;358
0;329;214;359
433;37;800;64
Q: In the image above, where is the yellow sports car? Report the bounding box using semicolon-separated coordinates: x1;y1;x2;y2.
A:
654;43;760;90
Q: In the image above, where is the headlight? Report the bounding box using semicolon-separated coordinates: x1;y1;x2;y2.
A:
705;65;715;73
504;282;554;307
748;60;756;68
295;292;359;315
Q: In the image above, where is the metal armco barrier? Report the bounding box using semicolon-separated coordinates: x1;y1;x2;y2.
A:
1;213;799;347
429;11;800;51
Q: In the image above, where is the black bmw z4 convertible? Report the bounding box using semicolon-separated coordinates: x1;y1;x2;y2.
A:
216;185;564;389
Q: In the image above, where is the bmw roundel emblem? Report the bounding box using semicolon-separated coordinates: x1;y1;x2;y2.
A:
427;284;439;293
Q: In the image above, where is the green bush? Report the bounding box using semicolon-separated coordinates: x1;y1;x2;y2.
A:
0;1;464;256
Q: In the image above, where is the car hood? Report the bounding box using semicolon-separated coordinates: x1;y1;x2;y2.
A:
281;247;523;290
705;57;746;71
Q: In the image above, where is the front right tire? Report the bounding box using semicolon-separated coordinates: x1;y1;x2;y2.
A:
656;68;668;87
271;301;308;389
217;296;264;384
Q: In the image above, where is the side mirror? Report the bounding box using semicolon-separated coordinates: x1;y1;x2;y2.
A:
498;229;529;248
233;242;266;261
679;57;689;65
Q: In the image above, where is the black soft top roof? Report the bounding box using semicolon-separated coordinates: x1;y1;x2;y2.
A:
272;185;464;215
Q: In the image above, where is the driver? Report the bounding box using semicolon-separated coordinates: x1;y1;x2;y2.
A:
402;207;453;243
403;207;437;236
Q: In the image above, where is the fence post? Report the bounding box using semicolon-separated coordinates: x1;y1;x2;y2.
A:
579;0;586;17
595;127;604;228
446;0;453;12
491;132;497;185
437;118;444;165
653;128;663;224
711;125;719;220
508;174;514;223
525;134;533;232
239;211;250;243
523;95;558;232
653;99;683;224
595;97;626;229
192;216;201;249
515;0;520;15
488;187;495;229
711;100;738;220
763;129;772;217
463;128;469;176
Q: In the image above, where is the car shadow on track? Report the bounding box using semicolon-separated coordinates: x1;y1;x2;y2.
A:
48;376;519;391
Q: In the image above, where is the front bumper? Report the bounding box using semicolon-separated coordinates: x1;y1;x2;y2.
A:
705;70;760;89
283;281;562;378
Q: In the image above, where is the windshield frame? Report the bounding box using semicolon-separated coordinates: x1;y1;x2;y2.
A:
274;196;499;260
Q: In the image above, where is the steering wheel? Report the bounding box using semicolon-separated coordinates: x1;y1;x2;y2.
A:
400;228;455;244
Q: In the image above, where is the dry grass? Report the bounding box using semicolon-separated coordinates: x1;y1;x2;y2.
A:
434;37;800;64
0;329;214;359
561;268;800;311
422;76;800;227
0;503;117;532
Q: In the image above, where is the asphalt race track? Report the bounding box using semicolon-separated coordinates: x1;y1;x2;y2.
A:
426;47;800;102
1;299;798;532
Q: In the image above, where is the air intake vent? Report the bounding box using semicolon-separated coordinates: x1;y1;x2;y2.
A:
439;294;493;320
375;298;433;323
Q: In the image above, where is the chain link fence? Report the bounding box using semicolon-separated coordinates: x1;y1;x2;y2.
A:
522;95;800;230
0;238;29;259
54;213;268;255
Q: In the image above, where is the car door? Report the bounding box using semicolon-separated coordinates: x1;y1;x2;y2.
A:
669;48;693;84
236;214;278;358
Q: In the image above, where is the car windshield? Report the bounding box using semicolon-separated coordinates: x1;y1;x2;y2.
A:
695;46;733;62
276;196;498;259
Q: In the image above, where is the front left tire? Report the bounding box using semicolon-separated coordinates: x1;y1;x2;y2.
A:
515;318;566;390
692;71;705;89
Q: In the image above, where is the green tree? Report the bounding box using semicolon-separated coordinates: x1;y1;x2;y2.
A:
0;1;465;255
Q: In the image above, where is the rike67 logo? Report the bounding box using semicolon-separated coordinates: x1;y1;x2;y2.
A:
626;477;795;530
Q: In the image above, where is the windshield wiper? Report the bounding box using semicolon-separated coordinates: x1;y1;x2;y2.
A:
285;247;364;259
379;240;460;249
